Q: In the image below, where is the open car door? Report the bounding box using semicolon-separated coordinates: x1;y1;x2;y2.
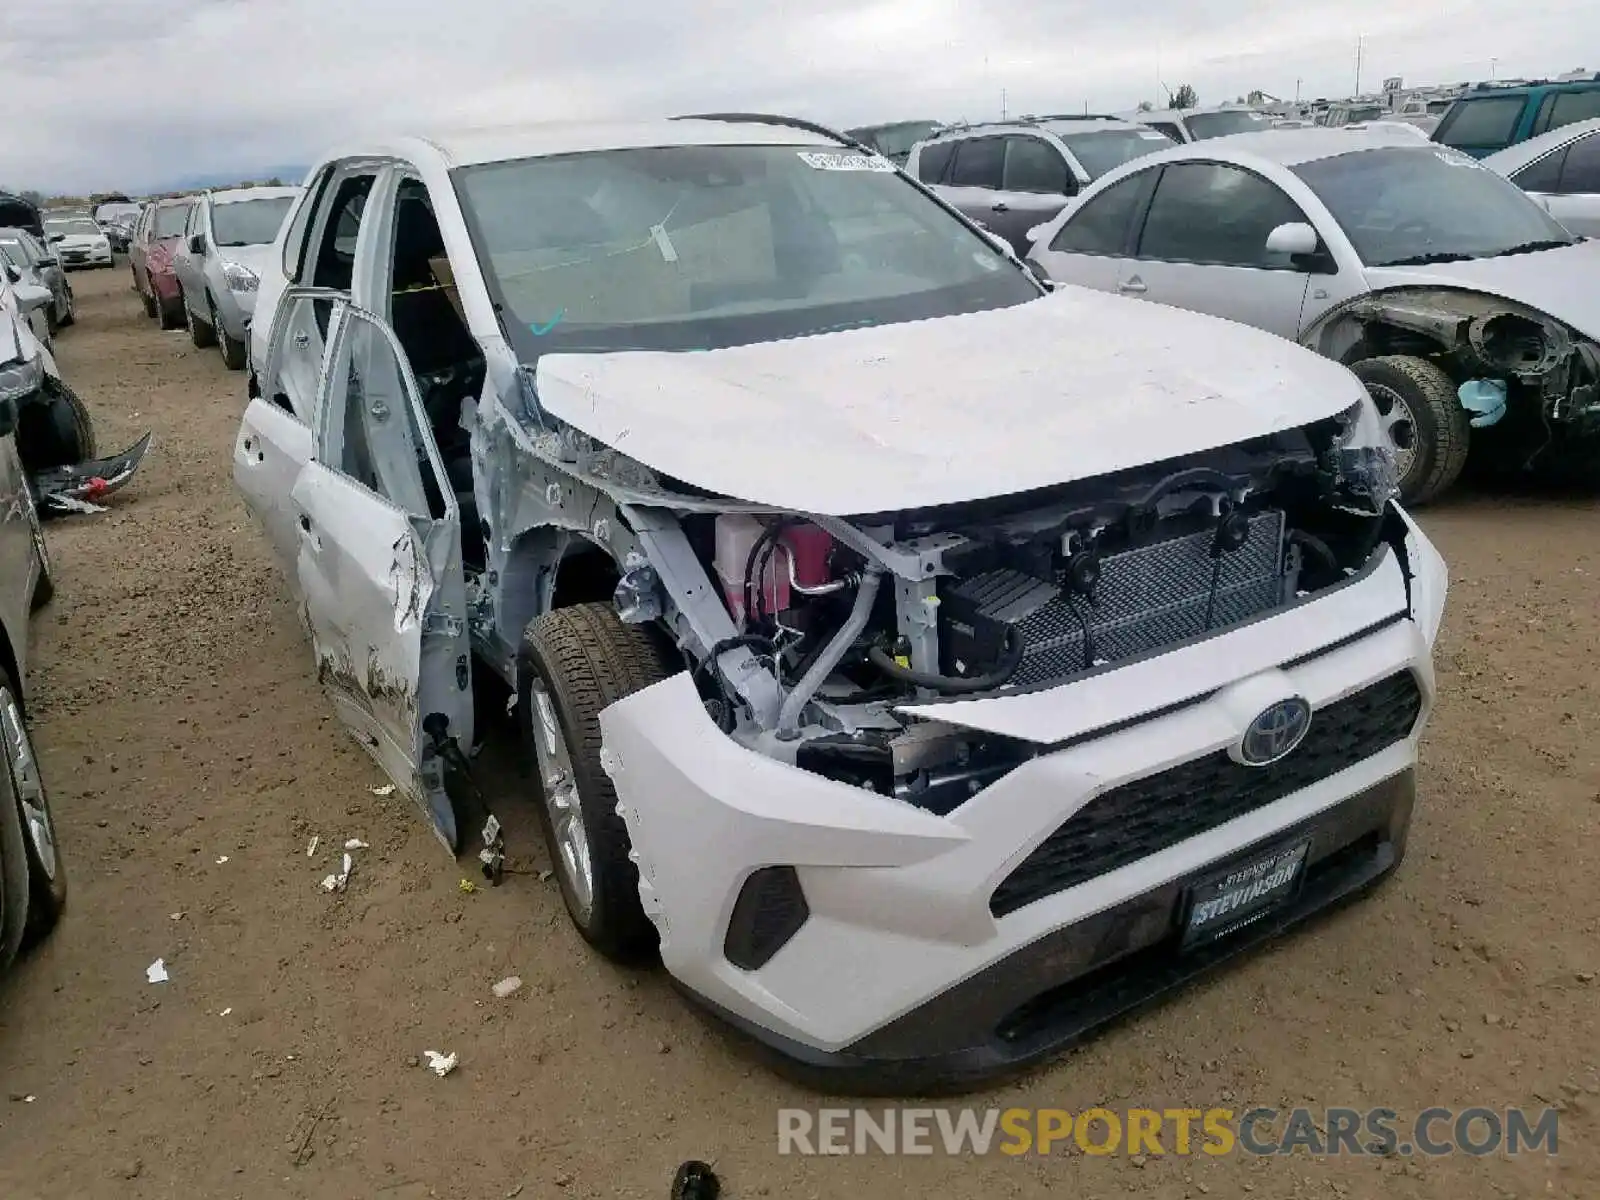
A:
234;286;341;571
289;302;492;861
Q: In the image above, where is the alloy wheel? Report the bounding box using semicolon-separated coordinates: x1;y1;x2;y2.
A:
528;680;593;922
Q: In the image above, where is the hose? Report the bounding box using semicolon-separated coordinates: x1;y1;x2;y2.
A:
867;629;1024;694
776;569;884;738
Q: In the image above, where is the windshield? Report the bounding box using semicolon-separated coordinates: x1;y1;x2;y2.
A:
153;203;193;238
1186;110;1275;139
1061;127;1176;177
47;218;102;237
95;202;141;223
211;196;294;246
1292;146;1576;266
0;237;38;266
850;122;941;160
455;143;1037;362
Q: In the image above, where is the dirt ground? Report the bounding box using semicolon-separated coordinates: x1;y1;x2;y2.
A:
0;265;1596;1199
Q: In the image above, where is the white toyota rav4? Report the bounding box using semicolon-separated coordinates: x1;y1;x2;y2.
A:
233;114;1447;1091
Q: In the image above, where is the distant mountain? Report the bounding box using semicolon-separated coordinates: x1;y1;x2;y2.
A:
147;165;311;194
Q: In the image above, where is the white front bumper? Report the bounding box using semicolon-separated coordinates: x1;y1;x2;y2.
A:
600;520;1447;1054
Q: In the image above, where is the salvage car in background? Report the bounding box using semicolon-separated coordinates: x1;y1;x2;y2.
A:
1432;77;1600;157
0;292;69;973
93;201;143;253
0;228;75;333
233;115;1445;1090
1485;116;1600;236
844;119;942;165
907;116;1176;253
172;185;299;370
1026;127;1600;504
42;215;113;270
130;196;195;329
1128;105;1276;143
0;272;152;513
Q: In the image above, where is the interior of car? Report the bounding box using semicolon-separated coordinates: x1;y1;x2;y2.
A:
386;180;487;570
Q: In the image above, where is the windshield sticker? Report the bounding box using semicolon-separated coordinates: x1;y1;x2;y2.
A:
529;310;565;336
1430;147;1481;168
1138;131;1170;140
650;222;679;263
797;151;896;172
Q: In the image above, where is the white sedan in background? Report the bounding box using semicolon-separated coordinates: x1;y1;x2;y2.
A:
1485;117;1600;238
1026;127;1600;505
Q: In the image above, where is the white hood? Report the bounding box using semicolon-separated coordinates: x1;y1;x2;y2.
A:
1362;239;1600;341
53;233;107;250
534;287;1367;515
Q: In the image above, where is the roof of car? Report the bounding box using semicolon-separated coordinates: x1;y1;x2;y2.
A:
1484;116;1600;172
1161;125;1445;166
381;119;846;169
207;184;303;204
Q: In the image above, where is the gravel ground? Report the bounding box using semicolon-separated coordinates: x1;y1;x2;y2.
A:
0;264;1596;1199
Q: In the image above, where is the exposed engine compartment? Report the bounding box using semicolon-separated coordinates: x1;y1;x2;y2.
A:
675;415;1400;814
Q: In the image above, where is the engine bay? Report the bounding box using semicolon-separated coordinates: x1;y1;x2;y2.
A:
674;416;1401;813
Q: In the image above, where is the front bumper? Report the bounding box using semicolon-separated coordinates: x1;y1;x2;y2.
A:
689;768;1412;1093
600;521;1446;1090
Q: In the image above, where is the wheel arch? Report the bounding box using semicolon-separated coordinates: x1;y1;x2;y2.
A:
498;527;621;661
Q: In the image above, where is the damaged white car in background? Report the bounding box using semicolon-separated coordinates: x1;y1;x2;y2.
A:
233;115;1447;1092
1026;126;1600;506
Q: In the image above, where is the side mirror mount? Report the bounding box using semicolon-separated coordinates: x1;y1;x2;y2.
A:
0;396;15;439
188;233;206;254
47;233;65;245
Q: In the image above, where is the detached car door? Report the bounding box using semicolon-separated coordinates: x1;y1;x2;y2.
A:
234;286;341;570
291;303;473;848
1123;161;1314;340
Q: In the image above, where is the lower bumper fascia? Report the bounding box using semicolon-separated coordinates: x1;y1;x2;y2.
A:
675;768;1414;1096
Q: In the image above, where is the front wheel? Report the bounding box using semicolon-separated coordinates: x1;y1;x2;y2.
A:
213;300;246;370
1350;355;1470;506
516;603;675;963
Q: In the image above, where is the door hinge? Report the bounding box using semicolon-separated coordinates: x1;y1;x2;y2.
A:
424;613;464;637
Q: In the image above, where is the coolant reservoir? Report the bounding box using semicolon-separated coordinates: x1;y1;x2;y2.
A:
714;516;833;625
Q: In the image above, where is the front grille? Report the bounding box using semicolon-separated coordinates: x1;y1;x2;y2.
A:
990;671;1423;917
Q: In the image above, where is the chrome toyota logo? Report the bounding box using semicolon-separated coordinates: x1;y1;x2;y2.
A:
1238;698;1312;767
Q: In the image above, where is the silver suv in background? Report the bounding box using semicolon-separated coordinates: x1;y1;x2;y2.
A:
172;185;300;370
906;116;1176;253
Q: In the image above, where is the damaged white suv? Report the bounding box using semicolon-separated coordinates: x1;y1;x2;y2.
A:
234;115;1448;1091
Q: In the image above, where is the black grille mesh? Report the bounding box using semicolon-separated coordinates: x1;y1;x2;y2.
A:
990;671;1423;918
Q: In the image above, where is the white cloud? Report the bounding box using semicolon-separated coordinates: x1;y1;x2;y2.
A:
0;0;1587;193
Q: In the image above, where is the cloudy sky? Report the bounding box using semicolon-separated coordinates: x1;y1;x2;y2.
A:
1;0;1587;194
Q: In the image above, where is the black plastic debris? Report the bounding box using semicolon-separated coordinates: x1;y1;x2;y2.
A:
32;432;155;516
670;1160;721;1200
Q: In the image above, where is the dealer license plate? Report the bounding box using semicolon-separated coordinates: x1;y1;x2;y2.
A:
1182;837;1311;948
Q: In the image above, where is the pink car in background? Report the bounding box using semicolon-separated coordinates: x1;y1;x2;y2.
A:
130;197;194;329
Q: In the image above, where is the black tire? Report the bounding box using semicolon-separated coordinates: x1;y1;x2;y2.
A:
138;269;157;319
516;603;674;963
57;290;74;329
186;292;216;348
0;671;66;949
49;379;97;463
216;301;247;371
158;291;183;331
1351;355;1470;507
